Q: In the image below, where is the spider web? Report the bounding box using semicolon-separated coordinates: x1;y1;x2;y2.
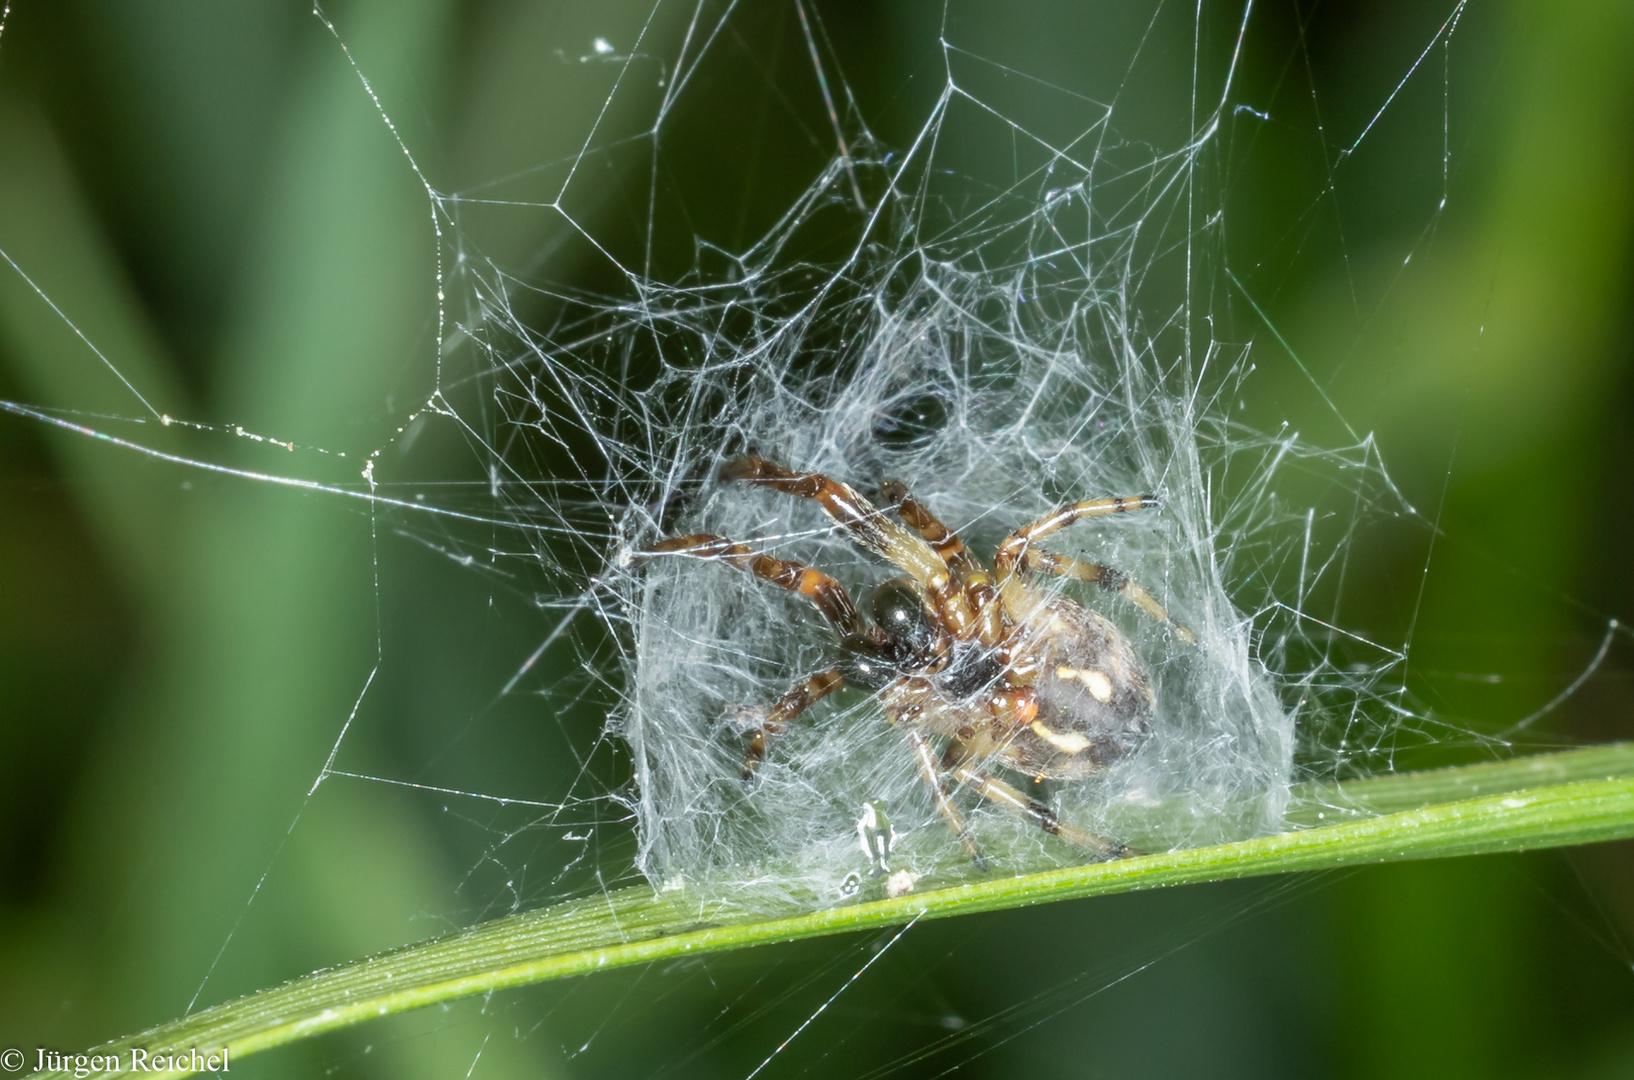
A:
3;0;1629;1075
384;0;1441;904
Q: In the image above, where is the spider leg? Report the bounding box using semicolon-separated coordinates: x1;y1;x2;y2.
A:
879;480;982;574
992;494;1159;582
740;667;845;782
905;729;987;870
941;742;1126;858
722;457;946;583
877;479;1000;645
638;533;869;639
1019;549;1195;644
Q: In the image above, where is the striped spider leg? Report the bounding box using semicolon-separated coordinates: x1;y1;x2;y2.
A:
635;533;868;780
994;493;1194;642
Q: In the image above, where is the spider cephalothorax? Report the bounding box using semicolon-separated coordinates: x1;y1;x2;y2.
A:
637;457;1193;864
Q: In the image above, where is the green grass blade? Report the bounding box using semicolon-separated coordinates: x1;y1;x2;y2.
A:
33;744;1634;1080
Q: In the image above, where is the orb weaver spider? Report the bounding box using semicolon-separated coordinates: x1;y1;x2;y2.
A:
636;457;1192;867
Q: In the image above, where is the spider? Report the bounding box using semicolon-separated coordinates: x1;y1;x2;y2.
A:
635;456;1193;867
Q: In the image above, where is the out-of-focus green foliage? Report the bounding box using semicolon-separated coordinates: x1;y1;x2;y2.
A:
1;3;1632;1078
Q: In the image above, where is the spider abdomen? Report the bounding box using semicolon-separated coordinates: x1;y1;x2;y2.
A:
1005;598;1154;778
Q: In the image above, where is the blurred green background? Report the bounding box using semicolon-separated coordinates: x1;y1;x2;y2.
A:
2;1;1633;1077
